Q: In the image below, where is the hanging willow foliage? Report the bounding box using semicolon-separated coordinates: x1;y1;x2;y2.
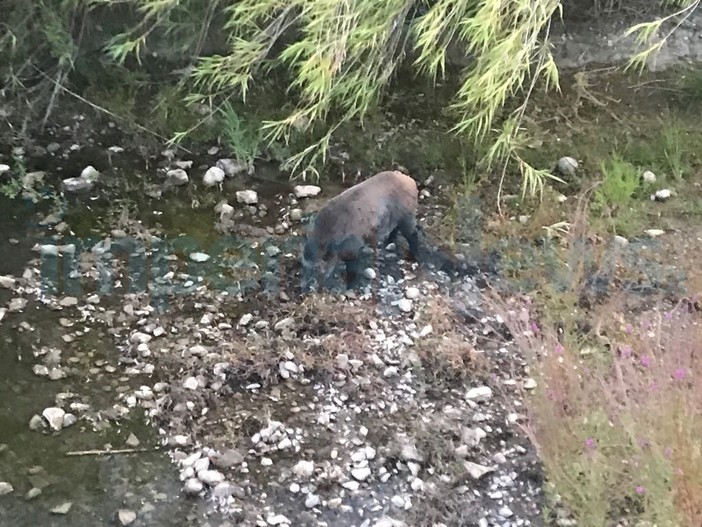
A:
53;0;702;192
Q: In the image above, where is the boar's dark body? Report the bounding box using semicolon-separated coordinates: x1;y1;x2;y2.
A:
301;171;420;289
301;170;467;290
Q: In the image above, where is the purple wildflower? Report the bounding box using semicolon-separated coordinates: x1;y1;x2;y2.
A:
640;355;652;367
585;438;596;450
555;342;564;355
673;368;686;381
619;345;632;358
635;485;645;495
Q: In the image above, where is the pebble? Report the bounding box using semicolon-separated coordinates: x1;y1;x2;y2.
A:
197;470;225;485
341;481;359;491
25;487;41;500
391;495;405;508
555;156;578;176
236;190;258;205
304;494;321;508
466;386;493;401
8;298;28;312
183;478;203;495
652;188;672;201
464;461;495;480
292;460;315;478
118;509;137;525
203;166;225;187
189;252;210;263
216;158;248;177
125;433;140;447
213;449;244;469
289;208;303;221
0;276;15;289
166;169;189;186
397;299;412;313
644;229;665;237
351;467;371;481
81;165;99;180
0;164;9;174
183;377;199;390
50;502;73;515
404;287;420;299
613;235;629;247
293;185;321;198
42;407;66;431
523;378;537;390
642;170;656;183
0;482;13;495
267;514;291;525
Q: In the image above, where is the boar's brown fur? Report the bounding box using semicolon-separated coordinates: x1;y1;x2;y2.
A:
301;170;462;290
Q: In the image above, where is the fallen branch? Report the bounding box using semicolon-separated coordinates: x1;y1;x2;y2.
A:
65;447;158;457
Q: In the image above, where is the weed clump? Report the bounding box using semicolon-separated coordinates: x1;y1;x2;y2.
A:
495;295;702;527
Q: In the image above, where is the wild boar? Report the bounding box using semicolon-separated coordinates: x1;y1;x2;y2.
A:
300;170;465;290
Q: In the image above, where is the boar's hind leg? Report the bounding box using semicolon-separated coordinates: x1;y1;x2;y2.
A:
397;216;421;262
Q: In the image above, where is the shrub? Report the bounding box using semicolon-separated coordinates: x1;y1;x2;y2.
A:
495;295;702;526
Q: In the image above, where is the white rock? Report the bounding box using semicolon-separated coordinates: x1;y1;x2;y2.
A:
466;386;492;401
292;460;315;478
351;467;371;481
236;189;258;205
293;185;321;198
404;287;420;300
555;156;578;176
289;208;303;221
183;478;203;495
613;235;629;247
0;482;13;495
652;188;672;201
216;158;248;177
203;166;225;187
464;461;495;480
267;514;291;525
183;377;199;390
189;252;210;263
197;470;225;486
39;244;59;256
523;378;537;390
341;481;360;491
50;502;73;515
645;229;665;238
62;413;77;428
42;407;65;431
238;313;253;326
305;494;321;508
0;164;10;175
642;170;657;183
289;483;300;493
218;203;234;219
8;298;27;312
117;509;137;525
62;176;93;192
166;168;189;186
193;457;210;473
363;268;377;280
391;495;405;508
274;317;295;332
0;276;16;289
397;299;412;313
80;165;100;180
372;517;407;527
498;506;514;518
